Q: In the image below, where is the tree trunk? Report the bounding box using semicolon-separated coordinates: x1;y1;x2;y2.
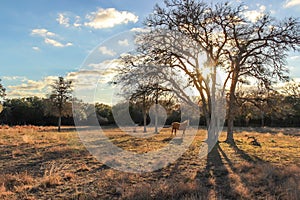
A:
261;110;264;127
270;115;273;127
155;103;158;134
207;64;217;143
226;72;238;144
155;87;159;134
58;115;61;132
226;110;234;143
142;95;147;133
143;110;147;133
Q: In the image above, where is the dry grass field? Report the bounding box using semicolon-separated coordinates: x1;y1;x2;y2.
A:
0;125;300;200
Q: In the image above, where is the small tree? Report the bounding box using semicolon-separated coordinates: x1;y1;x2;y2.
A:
50;77;72;132
114;56;173;133
236;86;294;127
129;83;171;133
0;79;6;113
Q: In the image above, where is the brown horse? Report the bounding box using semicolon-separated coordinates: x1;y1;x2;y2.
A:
171;120;189;136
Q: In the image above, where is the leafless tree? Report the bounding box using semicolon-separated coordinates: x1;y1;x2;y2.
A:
139;0;300;143
114;56;173;133
236;85;294;127
283;81;300;99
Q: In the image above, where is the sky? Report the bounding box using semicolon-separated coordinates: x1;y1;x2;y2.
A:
1;0;300;100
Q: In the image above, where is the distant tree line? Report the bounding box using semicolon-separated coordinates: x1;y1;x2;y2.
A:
0;85;299;127
0;77;300;127
0;97;73;126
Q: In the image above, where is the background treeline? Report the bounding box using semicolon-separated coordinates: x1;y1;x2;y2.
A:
0;90;299;127
0;97;74;126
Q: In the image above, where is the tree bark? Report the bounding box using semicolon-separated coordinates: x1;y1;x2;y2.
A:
207;63;217;143
226;71;238;144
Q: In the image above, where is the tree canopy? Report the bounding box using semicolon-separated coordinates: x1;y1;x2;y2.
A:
50;77;73;132
135;0;300;143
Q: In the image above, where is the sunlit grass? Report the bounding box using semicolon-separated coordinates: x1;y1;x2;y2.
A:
0;125;299;199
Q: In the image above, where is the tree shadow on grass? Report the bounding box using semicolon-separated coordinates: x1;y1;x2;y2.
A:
195;139;278;199
228;141;264;163
196;142;239;199
209;140;300;199
1;144;101;176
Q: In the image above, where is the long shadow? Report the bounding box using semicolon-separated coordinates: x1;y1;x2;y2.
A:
197;142;239;199
217;143;253;195
229;141;264;163
218;141;287;199
197;142;263;199
1;144;100;176
38;125;121;133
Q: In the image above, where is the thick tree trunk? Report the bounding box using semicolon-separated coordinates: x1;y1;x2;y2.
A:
207;64;217;143
226;110;234;143
226;71;238;144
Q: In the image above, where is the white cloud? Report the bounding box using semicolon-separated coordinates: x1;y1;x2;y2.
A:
6;76;58;98
243;5;266;22
293;77;300;82
130;27;151;33
32;46;40;51
57;13;82;28
9;80;45;91
57;13;70;27
290;55;300;60
118;39;129;46
31;28;72;48
31;29;56;37
284;0;300;8
67;59;121;93
99;46;116;56
44;38;73;48
73;16;82;27
44;38;63;47
84;8;138;29
1;76;27;81
7;90;46;98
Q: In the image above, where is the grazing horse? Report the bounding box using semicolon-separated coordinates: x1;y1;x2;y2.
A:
171;120;189;136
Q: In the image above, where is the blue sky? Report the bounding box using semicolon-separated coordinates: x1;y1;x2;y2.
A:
1;0;300;99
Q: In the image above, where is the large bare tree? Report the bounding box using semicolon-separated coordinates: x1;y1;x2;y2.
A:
139;0;300;143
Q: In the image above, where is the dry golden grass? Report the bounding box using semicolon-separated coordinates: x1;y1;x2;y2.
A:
0;125;299;199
